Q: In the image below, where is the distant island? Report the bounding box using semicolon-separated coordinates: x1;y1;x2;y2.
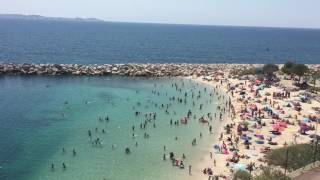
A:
0;14;104;22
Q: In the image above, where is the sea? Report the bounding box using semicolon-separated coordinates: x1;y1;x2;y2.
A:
0;19;319;180
0;75;222;180
0;19;319;64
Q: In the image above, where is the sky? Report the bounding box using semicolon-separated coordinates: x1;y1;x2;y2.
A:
0;0;320;28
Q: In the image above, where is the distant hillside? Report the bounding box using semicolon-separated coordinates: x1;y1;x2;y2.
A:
0;14;104;22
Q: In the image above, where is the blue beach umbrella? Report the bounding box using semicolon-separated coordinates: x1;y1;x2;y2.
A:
303;117;310;122
233;163;246;171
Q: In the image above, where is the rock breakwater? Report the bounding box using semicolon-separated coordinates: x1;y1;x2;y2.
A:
0;63;250;77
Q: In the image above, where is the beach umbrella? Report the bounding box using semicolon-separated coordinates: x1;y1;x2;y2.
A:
300;125;309;132
279;121;287;128
241;136;250;141
272;124;280;129
303;117;310;123
272;124;284;131
233;163;246;171
249;104;257;110
255;80;261;84
258;84;265;89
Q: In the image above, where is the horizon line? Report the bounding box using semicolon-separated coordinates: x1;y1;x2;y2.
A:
1;13;320;30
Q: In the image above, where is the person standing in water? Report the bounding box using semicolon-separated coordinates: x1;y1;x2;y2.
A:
62;162;66;170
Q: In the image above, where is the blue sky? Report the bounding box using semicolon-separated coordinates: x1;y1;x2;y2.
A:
1;0;319;28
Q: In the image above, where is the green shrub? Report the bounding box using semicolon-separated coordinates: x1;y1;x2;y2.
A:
233;170;252;180
254;166;291;180
267;143;320;171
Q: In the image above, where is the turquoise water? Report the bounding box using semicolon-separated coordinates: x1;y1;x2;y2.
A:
0;76;220;180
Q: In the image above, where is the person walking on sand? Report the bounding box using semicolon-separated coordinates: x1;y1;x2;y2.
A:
189;165;192;175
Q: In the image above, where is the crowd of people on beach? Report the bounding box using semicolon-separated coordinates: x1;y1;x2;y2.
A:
198;71;320;179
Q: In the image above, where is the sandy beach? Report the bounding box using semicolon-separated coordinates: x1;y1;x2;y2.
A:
190;65;320;179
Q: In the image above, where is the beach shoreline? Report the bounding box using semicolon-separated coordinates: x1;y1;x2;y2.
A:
1;63;320;180
191;77;236;180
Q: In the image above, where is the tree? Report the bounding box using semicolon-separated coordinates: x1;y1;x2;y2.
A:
310;71;320;87
263;64;279;83
281;61;295;74
292;64;309;83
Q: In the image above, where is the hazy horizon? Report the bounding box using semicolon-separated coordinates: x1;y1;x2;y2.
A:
1;13;320;30
1;0;320;29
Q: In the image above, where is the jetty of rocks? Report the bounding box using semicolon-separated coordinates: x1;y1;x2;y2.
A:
0;63;253;77
1;63;319;77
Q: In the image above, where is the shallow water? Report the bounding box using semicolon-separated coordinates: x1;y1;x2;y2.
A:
0;76;221;180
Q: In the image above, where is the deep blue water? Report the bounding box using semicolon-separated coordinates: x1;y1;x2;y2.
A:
0;19;320;64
